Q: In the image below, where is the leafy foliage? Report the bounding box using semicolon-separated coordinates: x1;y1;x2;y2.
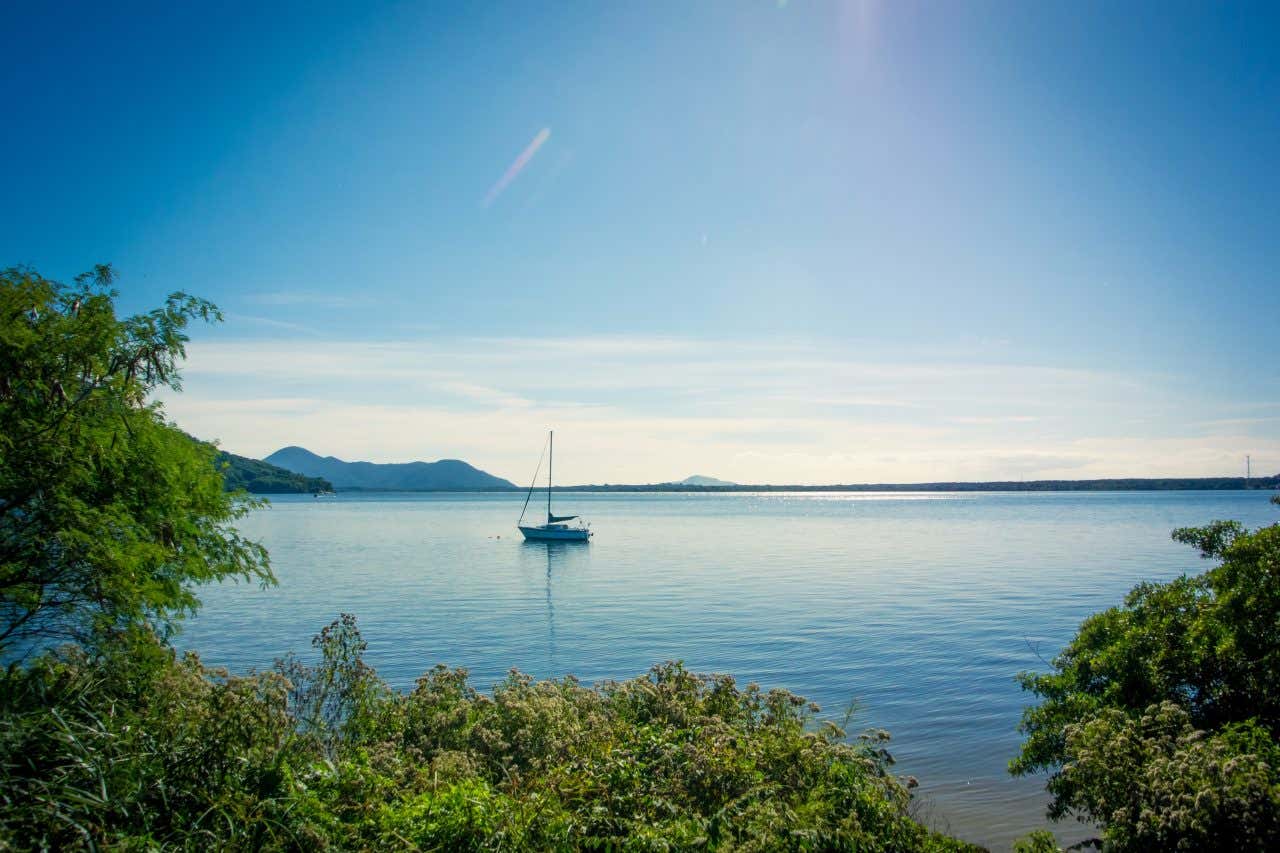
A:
0;266;272;651
0;617;981;851
1010;830;1061;853
1058;702;1280;850
1012;497;1280;848
0;635;293;849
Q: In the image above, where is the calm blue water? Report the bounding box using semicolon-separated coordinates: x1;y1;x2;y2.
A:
183;490;1278;850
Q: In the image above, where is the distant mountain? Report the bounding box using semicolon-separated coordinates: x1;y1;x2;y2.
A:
671;475;737;487
264;446;517;491
217;450;333;494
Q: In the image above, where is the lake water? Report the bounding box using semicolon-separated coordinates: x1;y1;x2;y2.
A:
183;490;1278;850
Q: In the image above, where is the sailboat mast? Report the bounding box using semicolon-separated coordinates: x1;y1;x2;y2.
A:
518;432;550;524
547;430;553;521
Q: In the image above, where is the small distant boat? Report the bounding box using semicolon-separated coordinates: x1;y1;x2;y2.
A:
518;431;591;542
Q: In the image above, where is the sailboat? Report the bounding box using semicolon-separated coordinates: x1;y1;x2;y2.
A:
518;431;591;541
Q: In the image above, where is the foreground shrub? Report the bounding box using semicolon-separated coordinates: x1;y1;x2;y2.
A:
0;619;981;851
1012;500;1280;849
1059;702;1280;850
0;635;294;849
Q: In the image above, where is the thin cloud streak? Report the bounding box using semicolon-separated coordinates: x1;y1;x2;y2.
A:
483;127;551;207
947;415;1040;425
222;313;320;336
245;291;365;308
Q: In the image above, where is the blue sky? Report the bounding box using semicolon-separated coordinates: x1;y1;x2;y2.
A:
3;1;1277;483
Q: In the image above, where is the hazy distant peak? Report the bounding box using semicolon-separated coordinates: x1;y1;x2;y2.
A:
673;475;737;487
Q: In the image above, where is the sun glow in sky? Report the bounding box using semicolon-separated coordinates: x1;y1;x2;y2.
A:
3;2;1278;484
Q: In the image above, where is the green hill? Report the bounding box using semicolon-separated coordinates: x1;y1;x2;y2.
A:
265;445;516;490
217;449;333;494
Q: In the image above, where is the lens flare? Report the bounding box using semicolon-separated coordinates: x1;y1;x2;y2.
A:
483;127;551;207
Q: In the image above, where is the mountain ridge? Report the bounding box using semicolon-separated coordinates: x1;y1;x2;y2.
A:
264;446;517;491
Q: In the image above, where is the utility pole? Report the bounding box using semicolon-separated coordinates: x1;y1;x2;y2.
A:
1246;454;1251;487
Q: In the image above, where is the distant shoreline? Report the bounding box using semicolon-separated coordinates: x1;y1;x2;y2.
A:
324;475;1280;494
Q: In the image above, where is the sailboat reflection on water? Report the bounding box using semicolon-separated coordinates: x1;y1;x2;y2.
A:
517;431;591;542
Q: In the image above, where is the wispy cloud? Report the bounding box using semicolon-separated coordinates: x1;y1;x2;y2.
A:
947;415;1040;425
440;381;534;409
222;313;320;335
165;335;1279;484
766;394;924;409
245;291;365;308
483;127;551;207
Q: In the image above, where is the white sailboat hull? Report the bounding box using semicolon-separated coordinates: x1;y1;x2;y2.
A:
518;524;591;541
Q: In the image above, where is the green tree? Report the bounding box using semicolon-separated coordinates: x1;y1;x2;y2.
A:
0;265;271;652
1012;498;1280;848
